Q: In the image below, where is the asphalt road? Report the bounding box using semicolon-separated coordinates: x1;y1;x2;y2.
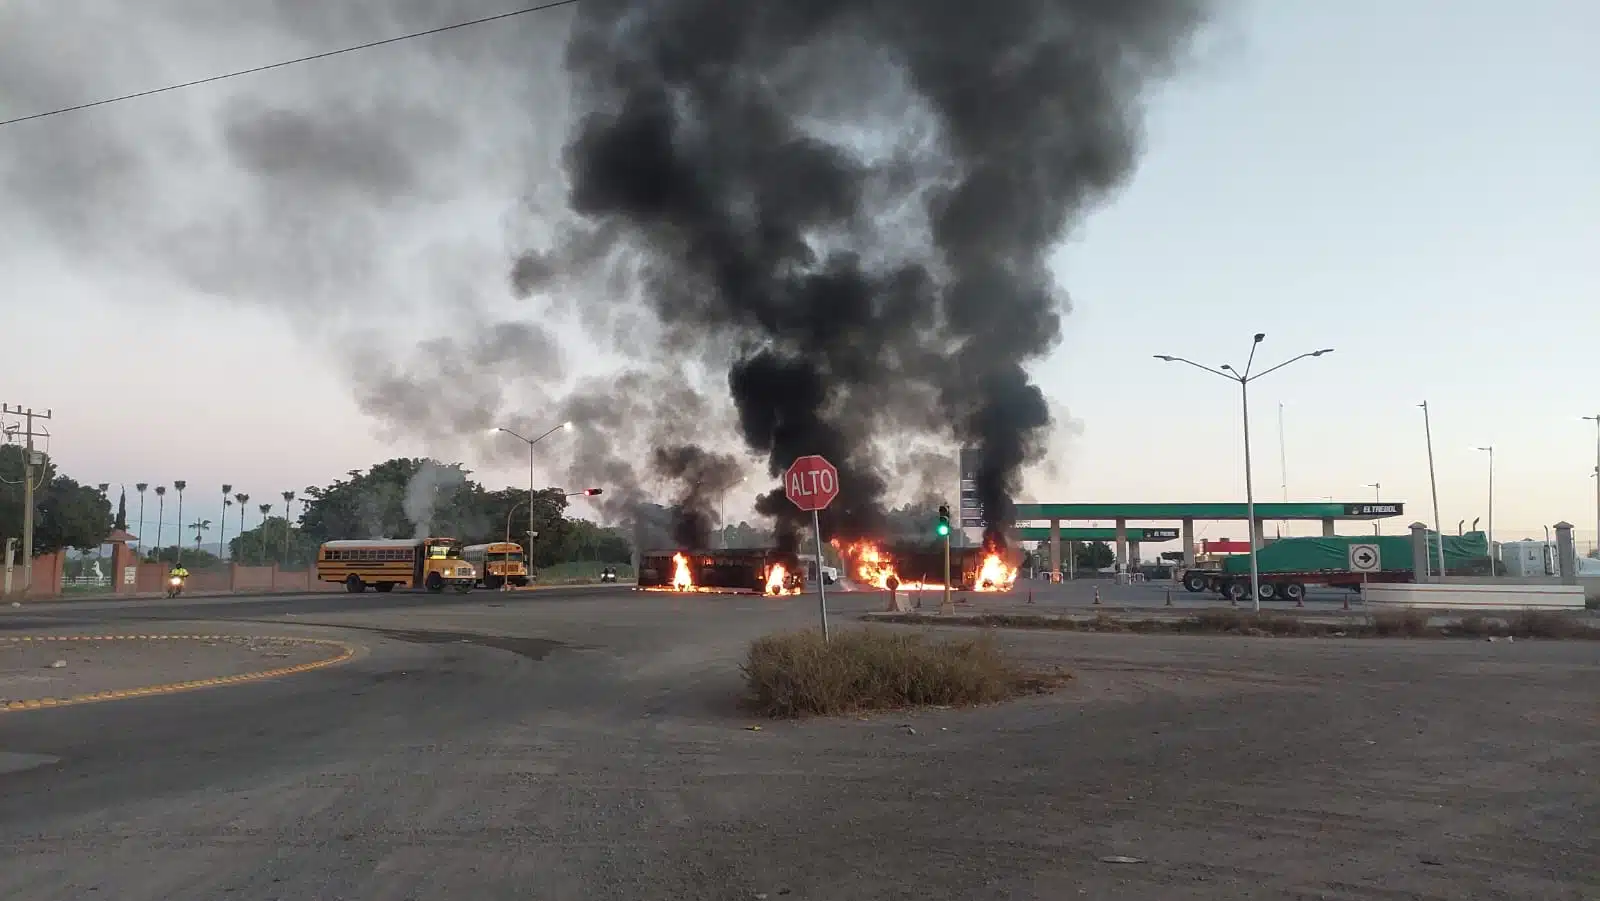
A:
1;587;1595;900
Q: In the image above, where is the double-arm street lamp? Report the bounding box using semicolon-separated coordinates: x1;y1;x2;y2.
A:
1156;334;1334;611
496;421;573;556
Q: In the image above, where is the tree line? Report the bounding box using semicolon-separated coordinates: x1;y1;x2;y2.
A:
2;452;630;569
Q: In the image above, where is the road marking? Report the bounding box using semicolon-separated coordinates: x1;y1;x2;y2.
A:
0;634;356;714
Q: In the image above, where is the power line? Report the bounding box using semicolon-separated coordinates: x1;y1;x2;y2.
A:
0;0;583;129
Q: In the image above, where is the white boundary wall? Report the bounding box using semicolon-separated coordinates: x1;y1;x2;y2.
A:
1365;582;1585;611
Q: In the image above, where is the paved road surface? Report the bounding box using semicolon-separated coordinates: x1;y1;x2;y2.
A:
1;588;1594;899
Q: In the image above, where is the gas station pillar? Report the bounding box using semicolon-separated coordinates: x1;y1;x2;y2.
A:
1322;517;1336;537
1114;519;1128;573
1181;518;1196;566
1252;518;1265;549
1048;519;1061;576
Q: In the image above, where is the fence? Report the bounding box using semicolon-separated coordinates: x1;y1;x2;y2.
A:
4;558;341;599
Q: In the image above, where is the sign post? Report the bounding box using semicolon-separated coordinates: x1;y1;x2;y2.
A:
785;455;841;641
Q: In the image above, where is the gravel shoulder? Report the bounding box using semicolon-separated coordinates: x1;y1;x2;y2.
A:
0;634;341;705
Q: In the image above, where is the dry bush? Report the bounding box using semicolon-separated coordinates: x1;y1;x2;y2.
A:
1370;609;1431;637
1506;610;1599;640
1453;614;1500;637
743;628;1062;718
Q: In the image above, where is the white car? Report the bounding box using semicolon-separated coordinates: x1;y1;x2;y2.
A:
805;561;840;585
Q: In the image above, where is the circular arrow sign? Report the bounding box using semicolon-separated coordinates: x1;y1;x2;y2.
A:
1348;543;1381;572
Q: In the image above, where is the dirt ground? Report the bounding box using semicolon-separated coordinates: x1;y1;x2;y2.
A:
2;592;1596;899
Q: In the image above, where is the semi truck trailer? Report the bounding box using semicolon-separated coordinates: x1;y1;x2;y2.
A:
1180;532;1490;601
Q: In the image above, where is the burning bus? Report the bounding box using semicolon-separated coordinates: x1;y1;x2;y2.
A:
832;540;1019;593
637;548;805;595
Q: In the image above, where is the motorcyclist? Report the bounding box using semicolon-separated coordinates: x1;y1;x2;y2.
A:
170;564;190;582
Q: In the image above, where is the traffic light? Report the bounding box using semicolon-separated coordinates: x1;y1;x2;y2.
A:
936;504;951;538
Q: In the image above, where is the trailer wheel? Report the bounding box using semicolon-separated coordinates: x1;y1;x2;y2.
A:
1283;582;1306;602
1222;581;1246;601
1183;572;1208;593
1256;581;1278;601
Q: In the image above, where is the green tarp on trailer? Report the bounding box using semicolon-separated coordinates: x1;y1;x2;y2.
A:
1220;532;1489;575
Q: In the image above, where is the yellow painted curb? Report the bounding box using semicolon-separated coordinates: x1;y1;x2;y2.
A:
0;634;356;714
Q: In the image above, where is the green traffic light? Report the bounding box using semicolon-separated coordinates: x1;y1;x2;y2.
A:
936;522;950;537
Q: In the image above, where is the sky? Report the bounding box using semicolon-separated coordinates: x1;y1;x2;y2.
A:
2;0;1597;553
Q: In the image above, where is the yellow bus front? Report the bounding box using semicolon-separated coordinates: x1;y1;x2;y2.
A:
463;542;529;588
421;539;475;592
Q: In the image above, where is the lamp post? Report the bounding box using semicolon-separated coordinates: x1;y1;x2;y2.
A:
1584;414;1599;559
1156;335;1334;611
495;422;573;559
1366;483;1381;535
1419;402;1446;577
1474;445;1494;572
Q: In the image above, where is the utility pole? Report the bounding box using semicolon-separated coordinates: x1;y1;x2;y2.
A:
1419;402;1446;578
1584;414;1599;559
2;405;53;595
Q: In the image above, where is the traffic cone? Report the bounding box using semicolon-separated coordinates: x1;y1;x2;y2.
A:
1165;589;1173;607
1093;587;1101;606
1027;590;1034;605
1295;591;1304;609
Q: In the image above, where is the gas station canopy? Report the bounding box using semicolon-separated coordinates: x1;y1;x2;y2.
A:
1013;502;1404;523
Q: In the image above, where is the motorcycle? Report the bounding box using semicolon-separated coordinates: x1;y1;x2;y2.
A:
167;574;186;598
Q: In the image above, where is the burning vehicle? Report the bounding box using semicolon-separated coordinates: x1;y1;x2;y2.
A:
637;549;804;596
832;540;1020;593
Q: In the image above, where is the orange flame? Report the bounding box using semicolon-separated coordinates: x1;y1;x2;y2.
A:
671;552;694;591
972;551;1018;592
764;563;800;595
833;539;945;592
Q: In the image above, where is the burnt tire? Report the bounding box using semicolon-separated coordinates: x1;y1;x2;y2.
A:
345;575;366;594
1183;572;1208;593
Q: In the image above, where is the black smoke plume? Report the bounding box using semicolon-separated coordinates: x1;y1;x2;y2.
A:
551;0;1208;545
651;444;745;548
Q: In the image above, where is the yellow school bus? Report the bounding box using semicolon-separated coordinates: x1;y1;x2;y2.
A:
316;538;475;593
462;542;531;588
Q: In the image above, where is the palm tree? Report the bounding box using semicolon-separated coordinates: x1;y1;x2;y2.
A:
281;490;296;567
258;503;273;566
234;492;250;562
153;486;167;559
219;484;233;559
190;519;212;551
173;480;188;564
135;483;149;554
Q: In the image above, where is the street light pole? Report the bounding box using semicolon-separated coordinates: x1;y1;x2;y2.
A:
495;422;573;558
1156;335;1334;612
1367;483;1381;535
1475;445;1494;571
1419;402;1446;577
1584;414;1599;558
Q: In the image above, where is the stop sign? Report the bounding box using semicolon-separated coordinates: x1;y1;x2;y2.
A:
785;455;839;512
